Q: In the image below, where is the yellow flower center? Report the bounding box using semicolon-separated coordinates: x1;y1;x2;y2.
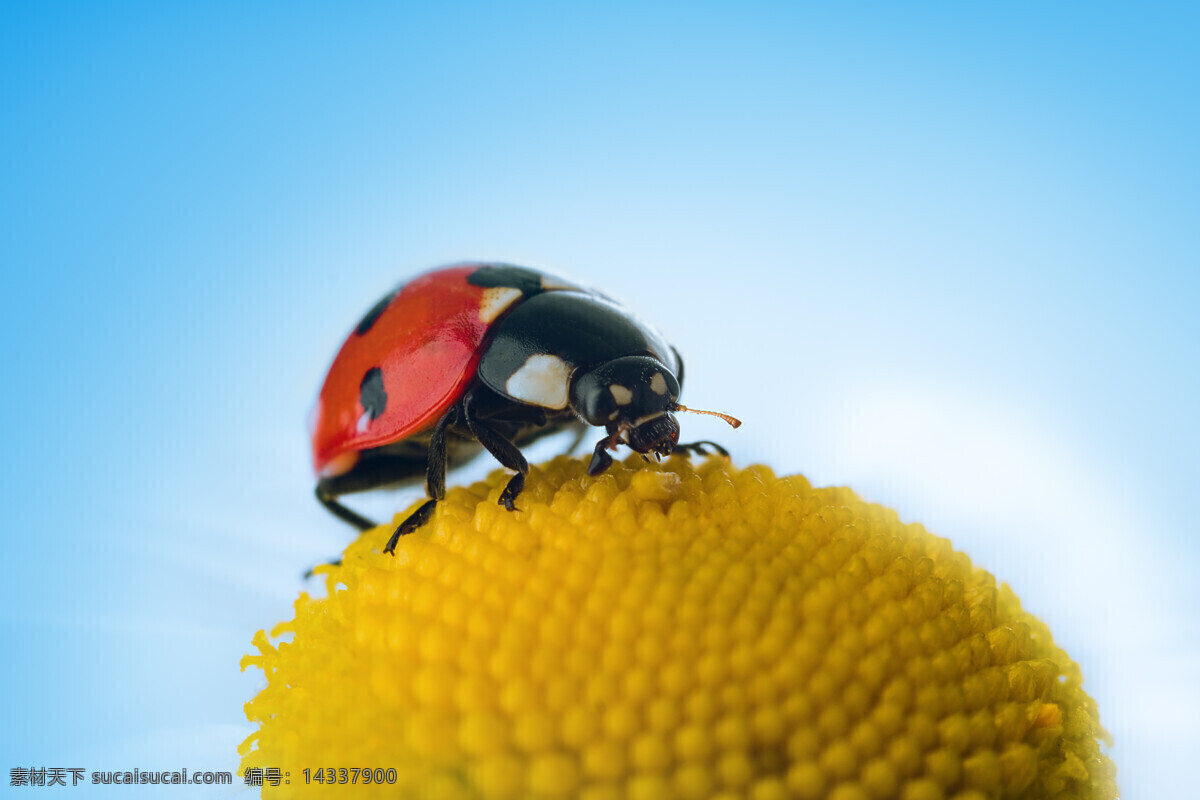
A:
241;455;1116;799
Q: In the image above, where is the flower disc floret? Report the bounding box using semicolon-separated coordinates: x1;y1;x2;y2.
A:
241;455;1116;799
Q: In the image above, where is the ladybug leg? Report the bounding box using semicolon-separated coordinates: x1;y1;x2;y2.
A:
315;450;430;533
673;440;730;458
463;389;529;511
587;429;622;476
588;439;613;475
384;406;459;554
314;487;376;531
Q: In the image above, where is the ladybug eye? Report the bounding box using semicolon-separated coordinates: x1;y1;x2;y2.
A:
570;356;680;427
569;371;618;426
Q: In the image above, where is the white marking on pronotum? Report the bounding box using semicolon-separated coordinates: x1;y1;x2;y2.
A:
610;384;633;405
478;287;524;324
649;372;668;395
506;353;572;409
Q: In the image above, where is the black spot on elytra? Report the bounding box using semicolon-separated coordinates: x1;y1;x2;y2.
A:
466;264;549;296
355;290;398;336
359;367;387;421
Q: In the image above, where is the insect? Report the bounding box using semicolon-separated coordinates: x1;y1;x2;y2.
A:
310;263;740;554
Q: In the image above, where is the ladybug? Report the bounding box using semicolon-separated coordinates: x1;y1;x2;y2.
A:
310;263;740;554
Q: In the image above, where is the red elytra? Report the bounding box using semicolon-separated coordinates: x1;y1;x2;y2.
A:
310;265;508;477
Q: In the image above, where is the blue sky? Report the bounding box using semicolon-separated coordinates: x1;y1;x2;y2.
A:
2;3;1197;797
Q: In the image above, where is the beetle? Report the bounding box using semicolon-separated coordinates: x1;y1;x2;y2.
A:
310;262;740;554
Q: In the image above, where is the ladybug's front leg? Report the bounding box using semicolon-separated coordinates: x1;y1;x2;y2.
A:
384;405;459;554
463;388;530;511
587;428;623;476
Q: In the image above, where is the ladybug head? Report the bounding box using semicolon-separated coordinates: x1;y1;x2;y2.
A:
570;355;682;456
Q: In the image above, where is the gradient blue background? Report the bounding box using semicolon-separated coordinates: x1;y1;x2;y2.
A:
2;3;1196;797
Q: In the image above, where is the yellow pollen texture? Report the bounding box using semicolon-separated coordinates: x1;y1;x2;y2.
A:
240;456;1116;799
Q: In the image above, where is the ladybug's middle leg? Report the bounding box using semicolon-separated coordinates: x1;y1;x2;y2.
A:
463;388;530;511
384;405;459;554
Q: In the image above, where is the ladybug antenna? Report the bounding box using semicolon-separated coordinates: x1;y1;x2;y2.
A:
672;403;742;429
